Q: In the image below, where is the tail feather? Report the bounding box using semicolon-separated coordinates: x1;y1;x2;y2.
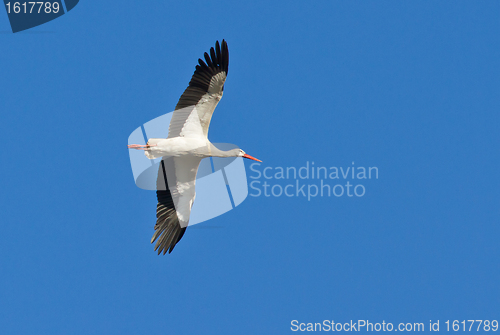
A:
145;138;164;160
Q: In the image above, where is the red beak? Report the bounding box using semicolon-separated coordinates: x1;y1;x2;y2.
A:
243;154;262;162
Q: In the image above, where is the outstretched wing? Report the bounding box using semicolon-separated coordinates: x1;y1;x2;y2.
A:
152;156;202;255
168;40;229;139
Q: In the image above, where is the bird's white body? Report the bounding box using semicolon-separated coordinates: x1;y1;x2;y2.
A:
144;136;210;160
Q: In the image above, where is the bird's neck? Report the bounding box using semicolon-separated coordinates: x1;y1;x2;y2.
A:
209;144;238;158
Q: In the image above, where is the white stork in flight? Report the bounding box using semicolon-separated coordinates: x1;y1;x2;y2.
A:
128;40;261;255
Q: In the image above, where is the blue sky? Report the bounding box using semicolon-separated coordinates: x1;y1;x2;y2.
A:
1;1;499;334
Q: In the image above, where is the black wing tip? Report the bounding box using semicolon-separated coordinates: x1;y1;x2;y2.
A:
175;40;229;109
196;40;229;75
151;226;186;255
219;39;229;73
153;186;188;255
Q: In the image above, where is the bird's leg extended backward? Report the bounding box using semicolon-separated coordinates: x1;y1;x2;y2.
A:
127;144;157;150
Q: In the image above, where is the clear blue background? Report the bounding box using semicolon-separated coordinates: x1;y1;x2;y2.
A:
1;1;499;334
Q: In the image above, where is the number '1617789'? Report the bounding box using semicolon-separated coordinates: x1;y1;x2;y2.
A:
5;2;60;14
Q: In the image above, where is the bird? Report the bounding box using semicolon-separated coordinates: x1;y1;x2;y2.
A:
128;40;261;255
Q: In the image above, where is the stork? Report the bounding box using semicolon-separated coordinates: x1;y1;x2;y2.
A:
128;40;261;255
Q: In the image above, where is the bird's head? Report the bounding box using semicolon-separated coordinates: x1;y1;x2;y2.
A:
238;149;262;162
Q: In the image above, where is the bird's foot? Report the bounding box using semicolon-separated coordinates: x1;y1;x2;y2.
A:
128;144;157;150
